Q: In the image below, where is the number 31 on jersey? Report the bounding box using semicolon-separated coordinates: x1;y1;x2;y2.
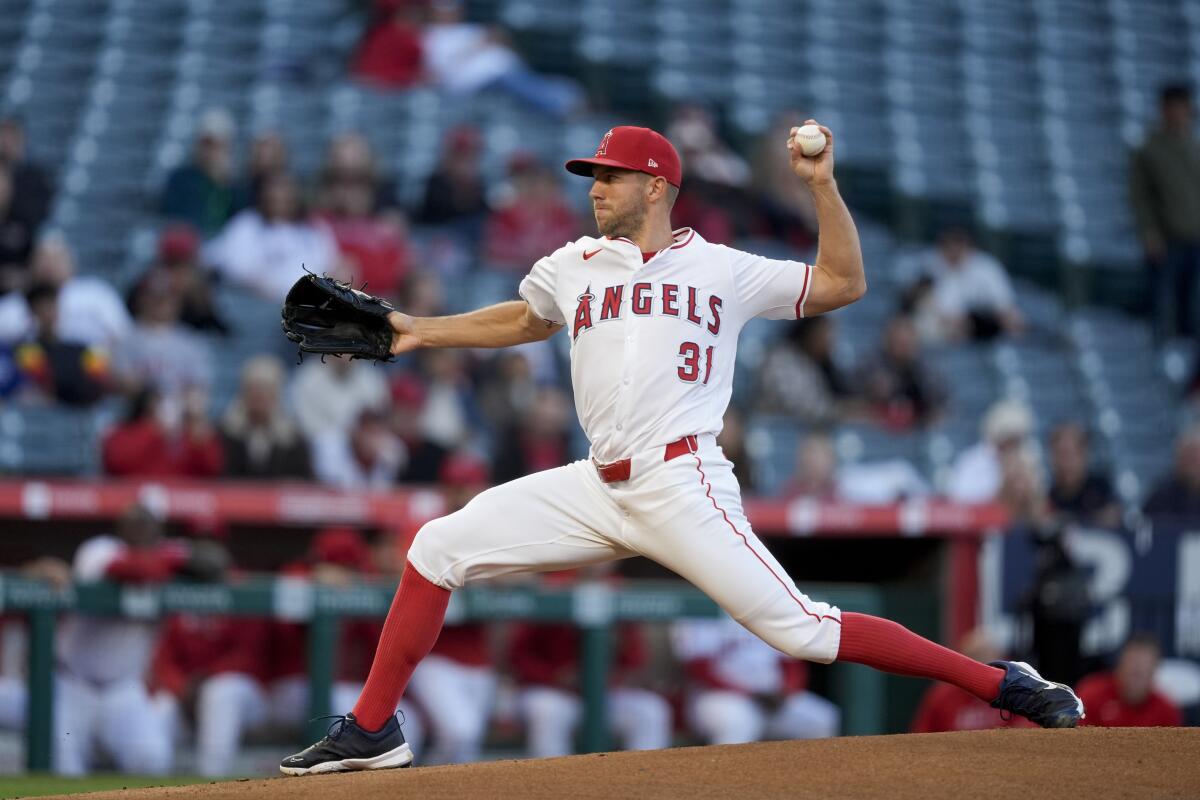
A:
678;341;714;384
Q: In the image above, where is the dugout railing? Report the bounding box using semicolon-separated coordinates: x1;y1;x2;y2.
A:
0;573;889;772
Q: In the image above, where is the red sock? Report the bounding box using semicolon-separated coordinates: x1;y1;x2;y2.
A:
836;612;1004;702
351;564;451;731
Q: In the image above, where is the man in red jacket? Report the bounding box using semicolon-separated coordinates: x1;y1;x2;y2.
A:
151;613;272;776
1077;634;1183;728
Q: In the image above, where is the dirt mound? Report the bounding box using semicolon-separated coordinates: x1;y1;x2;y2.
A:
60;728;1200;800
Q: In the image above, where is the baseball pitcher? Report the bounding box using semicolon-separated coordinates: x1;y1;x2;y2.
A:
278;122;1084;775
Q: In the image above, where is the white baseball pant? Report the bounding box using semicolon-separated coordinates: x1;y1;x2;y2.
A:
408;435;842;664
54;673;173;776
519;686;672;757
688;689;841;744
0;675;25;730
407;654;496;764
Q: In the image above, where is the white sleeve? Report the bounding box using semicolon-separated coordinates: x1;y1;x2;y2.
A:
725;245;814;320
518;253;565;325
73;537;124;581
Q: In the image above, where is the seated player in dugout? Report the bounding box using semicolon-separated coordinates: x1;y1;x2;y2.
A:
280;122;1085;775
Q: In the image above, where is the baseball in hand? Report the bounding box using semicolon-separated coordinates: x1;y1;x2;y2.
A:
792;124;827;157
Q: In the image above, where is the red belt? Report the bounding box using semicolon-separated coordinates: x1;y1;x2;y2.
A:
593;435;698;484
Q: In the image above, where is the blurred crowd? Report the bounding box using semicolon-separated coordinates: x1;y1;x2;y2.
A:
7;88;1199;527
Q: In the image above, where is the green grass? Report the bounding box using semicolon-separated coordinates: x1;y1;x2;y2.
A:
0;774;220;799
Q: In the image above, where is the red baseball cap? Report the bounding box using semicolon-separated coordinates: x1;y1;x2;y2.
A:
158;224;199;264
565;126;682;187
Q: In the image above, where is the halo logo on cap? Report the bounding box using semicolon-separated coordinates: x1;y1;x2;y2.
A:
564;126;683;187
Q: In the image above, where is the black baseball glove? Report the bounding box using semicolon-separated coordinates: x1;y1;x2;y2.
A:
280;274;396;361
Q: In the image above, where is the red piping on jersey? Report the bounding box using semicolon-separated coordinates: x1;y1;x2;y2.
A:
691;452;841;625
794;264;813;319
670;228;696;249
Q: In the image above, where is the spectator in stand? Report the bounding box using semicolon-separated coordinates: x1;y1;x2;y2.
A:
492;386;572;483
406;453;497;764
9;282;111;406
482;154;580;271
418;125;489;228
0;115;54;231
127;225;228;335
55;503;186;776
751;111;817;251
911;628;1035;732
237;131;289;211
779;432;930;504
0;166;35;270
667;106;756;244
1046;422;1121;528
672;611;839;744
477;351;537;436
946;399;1036;503
913;227;1023;343
1144;425;1200;518
0;233;133;350
417;348;480;450
1129;84;1200;340
291;352;390;440
1077;634;1183;728
316;144;413;300
350;0;425;89
220;355;312;480
668;105;752;189
401;269;447;318
856;314;946;431
779;433;839;501
312;406;404;490
717;406;757;494
118;270;213;403
321;133;398;214
510;574;671;757
101;387;223;478
268;528;424;756
202;171;339;302
160;109;240;238
421;0;584;119
389;373;448;484
757;316;856;425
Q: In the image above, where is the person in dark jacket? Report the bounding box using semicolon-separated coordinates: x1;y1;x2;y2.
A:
1144;425;1200;519
220;355;311;480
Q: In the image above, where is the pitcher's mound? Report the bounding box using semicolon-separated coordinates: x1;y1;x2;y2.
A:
67;728;1200;800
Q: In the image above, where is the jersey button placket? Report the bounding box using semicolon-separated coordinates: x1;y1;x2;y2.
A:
615;310;634;435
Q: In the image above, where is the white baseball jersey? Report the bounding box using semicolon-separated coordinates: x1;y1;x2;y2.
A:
409;225;842;669
519;228;813;464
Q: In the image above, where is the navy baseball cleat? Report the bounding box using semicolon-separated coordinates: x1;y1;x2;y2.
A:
989;660;1085;728
280;713;413;776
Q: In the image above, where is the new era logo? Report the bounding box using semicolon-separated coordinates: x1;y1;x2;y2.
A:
648;158;659;168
